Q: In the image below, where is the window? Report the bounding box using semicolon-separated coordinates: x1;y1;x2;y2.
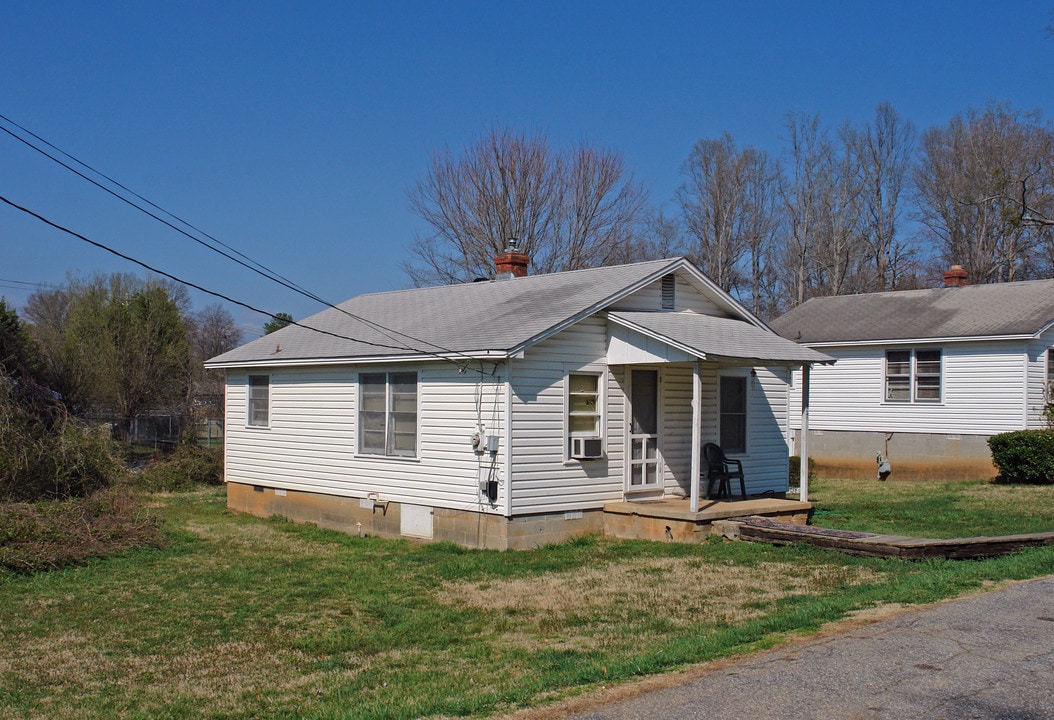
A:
567;372;602;457
1047;349;1054;402
885;349;942;403
359;372;417;457
719;375;747;454
247;375;269;427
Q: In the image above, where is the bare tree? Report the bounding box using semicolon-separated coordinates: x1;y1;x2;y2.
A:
776;112;833;307
739;148;781;318
849;102;917;290
678;133;751;291
808;122;866;297
914;103;1054;283
405;128;648;284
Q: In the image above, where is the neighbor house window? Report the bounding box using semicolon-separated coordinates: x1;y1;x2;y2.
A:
719;375;747;454
359;372;418;457
1047;349;1054;402
247;375;269;427
885;349;942;403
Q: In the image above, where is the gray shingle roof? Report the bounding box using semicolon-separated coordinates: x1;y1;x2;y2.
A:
207;258;689;367
768;279;1054;345
609;312;832;364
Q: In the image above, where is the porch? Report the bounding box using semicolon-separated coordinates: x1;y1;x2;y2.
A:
602;496;812;544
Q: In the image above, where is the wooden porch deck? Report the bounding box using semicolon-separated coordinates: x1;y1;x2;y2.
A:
602;495;812;544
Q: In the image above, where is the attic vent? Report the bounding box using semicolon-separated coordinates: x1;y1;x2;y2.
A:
661;274;675;310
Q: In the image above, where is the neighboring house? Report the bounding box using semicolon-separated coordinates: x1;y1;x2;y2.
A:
769;267;1054;481
205;254;828;549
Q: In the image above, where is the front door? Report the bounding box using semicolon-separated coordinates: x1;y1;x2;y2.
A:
628;369;660;491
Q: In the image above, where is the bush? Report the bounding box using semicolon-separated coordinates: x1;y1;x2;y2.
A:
988;429;1054;484
789;455;816;485
131;444;223;492
0;379;122;501
0;486;165;573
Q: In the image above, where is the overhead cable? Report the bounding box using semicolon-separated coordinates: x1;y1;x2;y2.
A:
0;113;477;365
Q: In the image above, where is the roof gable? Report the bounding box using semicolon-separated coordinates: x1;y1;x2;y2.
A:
208;257;761;367
769;279;1054;345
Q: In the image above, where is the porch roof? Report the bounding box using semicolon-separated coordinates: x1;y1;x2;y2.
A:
607;311;833;365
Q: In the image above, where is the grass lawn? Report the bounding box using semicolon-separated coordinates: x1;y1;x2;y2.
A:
806;476;1054;537
1;481;1052;720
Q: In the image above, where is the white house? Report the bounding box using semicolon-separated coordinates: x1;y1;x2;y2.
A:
206;254;828;549
769;267;1054;481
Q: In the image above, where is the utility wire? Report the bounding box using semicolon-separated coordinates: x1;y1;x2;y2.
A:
0;193;435;356
0;114;479;366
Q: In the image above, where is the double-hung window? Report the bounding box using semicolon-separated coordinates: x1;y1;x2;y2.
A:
247;375;269;427
885;349;942;402
1046;349;1054;403
567;372;603;458
359;372;418;457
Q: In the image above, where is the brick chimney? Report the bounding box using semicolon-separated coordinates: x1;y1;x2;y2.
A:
494;239;530;278
943;265;968;287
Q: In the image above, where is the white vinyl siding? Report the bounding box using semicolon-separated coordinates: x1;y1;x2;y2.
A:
224;363;507;512
509;316;625;514
611;275;722;314
791;341;1030;435
1025;329;1054;429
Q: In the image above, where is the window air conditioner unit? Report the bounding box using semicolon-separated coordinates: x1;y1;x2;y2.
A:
1046;381;1054;404
571;437;603;459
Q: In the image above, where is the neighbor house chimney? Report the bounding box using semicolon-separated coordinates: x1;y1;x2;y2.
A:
494;238;530;278
943;265;968;287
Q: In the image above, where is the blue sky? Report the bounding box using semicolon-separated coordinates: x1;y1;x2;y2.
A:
2;1;1052;338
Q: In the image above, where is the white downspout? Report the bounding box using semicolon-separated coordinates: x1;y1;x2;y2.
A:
690;359;703;513
799;363;811;503
503;362;514;517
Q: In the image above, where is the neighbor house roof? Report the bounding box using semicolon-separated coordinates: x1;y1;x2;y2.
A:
768;279;1054;346
206;257;830;368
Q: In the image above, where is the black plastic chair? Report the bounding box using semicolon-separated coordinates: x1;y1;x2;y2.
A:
702;443;747;500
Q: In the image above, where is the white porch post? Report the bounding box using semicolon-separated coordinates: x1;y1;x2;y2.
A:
799;363;811;503
690;359;703;513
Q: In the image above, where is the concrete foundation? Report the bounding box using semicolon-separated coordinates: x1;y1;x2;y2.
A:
795;429;998;481
226;482;605;550
227;483;811;550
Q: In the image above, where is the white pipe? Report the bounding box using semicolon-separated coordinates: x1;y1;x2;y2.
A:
690;359;703;513
799;364;811;503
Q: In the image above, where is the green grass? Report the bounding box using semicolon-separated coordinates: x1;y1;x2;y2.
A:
1;480;1053;719
806;476;1054;537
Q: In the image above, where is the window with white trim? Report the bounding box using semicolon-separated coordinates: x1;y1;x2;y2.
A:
359;371;418;457
1046;348;1053;403
719;375;747;454
247;375;269;427
885;349;942;402
567;372;602;458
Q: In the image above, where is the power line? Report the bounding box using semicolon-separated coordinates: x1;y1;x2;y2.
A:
0;193;432;356
0;113;479;366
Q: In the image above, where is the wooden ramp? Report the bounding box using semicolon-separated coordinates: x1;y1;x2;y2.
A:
713;515;1054;560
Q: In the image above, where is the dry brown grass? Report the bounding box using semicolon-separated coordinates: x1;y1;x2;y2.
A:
441;557;885;652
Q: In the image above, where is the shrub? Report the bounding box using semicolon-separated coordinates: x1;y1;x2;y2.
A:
0;379;122;501
0;486;165;573
131;444;223;492
988;429;1054;484
789;455;816;485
